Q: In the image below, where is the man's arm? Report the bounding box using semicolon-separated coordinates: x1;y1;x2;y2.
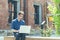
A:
11;21;19;32
11;29;19;32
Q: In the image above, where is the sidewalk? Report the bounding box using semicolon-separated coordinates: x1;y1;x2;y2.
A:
1;36;60;40
0;37;4;40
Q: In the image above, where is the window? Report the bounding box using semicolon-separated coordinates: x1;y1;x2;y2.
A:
8;0;17;23
34;5;39;24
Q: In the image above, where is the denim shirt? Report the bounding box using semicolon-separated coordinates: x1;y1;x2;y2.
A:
11;18;25;30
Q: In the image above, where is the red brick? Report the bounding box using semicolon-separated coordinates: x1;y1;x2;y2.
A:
0;0;9;29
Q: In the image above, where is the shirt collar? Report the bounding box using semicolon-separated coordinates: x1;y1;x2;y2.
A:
16;18;22;22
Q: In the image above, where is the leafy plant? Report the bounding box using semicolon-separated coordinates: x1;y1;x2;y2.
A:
42;28;52;37
48;0;60;35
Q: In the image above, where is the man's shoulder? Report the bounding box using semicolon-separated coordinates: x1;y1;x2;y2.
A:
21;20;25;23
12;19;17;22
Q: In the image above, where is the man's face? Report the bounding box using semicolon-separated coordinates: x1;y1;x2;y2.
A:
18;14;24;20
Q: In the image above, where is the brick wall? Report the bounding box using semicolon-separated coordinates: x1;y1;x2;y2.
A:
0;0;9;29
26;0;52;28
24;0;47;28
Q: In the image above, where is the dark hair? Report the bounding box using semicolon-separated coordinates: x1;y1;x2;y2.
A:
18;13;21;15
18;11;24;15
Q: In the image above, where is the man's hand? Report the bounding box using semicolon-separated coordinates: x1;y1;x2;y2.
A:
12;29;19;32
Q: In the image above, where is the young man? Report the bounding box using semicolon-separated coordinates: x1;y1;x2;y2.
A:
11;11;26;40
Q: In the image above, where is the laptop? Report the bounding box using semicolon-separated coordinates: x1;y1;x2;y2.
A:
19;25;31;34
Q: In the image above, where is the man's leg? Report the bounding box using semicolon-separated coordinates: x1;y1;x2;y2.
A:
21;33;26;40
13;32;20;40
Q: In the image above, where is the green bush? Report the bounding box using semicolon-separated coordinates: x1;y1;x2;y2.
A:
48;0;60;36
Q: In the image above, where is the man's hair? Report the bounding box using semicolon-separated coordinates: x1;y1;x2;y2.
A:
18;11;24;15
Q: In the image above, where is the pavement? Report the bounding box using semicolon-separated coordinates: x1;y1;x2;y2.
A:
0;37;4;40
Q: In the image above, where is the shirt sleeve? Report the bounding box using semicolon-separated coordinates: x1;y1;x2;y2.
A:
11;21;15;29
22;20;25;25
24;21;25;25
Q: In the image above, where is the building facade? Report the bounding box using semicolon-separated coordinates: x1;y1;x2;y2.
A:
0;0;51;29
